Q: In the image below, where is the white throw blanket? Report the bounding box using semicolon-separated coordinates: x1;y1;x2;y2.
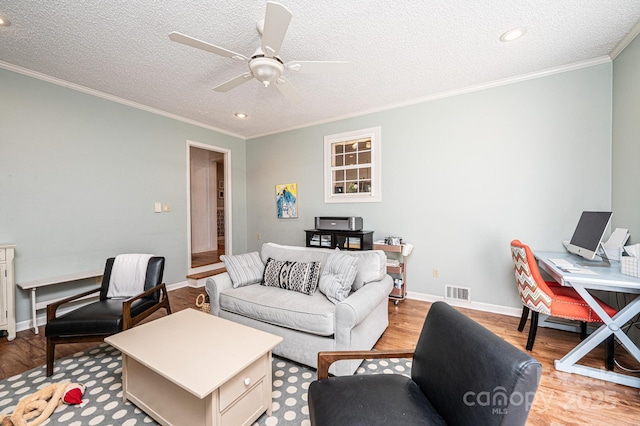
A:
107;254;154;298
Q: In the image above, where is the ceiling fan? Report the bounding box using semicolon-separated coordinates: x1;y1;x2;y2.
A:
169;1;350;103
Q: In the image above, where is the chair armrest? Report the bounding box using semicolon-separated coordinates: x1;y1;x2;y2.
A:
317;349;415;380
46;287;102;322
205;273;233;315
122;283;169;328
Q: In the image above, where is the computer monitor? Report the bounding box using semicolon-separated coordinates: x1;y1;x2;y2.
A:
566;211;612;261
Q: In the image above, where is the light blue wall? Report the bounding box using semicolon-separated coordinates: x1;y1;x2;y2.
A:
0;68;247;323
0;57;618;321
247;64;613;309
612;34;640;241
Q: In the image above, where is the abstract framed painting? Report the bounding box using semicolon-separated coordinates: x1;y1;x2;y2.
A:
276;183;297;219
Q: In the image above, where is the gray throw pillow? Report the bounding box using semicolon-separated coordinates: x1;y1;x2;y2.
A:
319;251;358;303
262;257;321;295
220;252;264;288
349;250;387;291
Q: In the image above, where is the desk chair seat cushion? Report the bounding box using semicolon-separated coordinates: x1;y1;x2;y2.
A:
511;240;615;320
549;286;617;323
308;374;445;426
45;298;158;337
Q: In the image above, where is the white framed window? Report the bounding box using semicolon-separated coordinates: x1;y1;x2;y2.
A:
324;126;381;203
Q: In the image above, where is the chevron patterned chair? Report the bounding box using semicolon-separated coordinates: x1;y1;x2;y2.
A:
510;240;617;352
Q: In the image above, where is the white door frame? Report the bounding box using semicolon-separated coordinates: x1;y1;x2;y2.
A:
186;140;232;274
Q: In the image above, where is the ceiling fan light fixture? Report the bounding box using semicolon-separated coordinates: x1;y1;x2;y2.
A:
249;57;284;87
169;2;348;103
500;27;527;42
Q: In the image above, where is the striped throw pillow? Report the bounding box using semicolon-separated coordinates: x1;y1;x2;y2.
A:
220;252;264;288
319;251;358;303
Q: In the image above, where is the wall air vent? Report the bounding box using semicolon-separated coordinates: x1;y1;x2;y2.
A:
445;285;471;302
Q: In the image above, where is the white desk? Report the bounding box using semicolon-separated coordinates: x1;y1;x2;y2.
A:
536;251;640;388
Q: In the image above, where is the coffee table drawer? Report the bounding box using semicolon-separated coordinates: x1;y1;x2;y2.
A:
220;354;267;410
221;379;266;426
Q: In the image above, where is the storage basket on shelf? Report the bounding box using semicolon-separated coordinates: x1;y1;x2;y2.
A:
621;256;640;278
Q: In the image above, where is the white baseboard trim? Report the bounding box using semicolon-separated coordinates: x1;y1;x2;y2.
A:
15;280;190;334
166;280;190;291
406;291;522;318
15;320;34;334
406;291;585;334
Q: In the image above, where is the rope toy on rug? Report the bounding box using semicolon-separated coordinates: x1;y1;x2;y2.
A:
0;382;85;426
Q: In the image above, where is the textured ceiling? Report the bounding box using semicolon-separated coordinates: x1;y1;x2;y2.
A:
1;1;639;139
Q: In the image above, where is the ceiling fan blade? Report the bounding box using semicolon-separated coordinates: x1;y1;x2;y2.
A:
169;32;247;62
213;73;254;92
275;76;302;103
286;61;352;74
261;2;292;57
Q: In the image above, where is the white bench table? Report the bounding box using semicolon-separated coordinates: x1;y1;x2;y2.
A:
18;270;103;333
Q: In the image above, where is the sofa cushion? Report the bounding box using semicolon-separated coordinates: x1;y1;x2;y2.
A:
220;285;336;336
221;252;264;288
262;258;321;295
319;251;358;303
349;250;387;291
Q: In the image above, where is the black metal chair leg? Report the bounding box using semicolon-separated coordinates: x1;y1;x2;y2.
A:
518;306;530;332
580;321;587;340
606;335;615;371
526;311;539;351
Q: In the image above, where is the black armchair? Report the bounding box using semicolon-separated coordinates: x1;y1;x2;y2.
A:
45;256;171;376
308;301;541;426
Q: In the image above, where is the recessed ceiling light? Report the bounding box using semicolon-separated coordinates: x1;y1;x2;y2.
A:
0;16;11;27
234;112;248;119
500;27;527;42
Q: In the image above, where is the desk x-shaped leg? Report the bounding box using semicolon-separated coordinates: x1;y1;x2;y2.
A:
555;284;640;388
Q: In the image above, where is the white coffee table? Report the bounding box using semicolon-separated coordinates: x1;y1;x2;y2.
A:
105;308;283;426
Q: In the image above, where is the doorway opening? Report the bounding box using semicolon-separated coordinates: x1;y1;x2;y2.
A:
187;142;231;271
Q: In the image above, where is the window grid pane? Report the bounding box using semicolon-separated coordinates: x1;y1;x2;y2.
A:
344;153;357;166
358;151;371;164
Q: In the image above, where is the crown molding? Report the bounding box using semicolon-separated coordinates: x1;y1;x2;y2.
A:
610;19;640;60
247;56;612;140
1;56;612;142
0;61;246;140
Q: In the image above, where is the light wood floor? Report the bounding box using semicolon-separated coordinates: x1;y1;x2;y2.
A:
1;286;639;425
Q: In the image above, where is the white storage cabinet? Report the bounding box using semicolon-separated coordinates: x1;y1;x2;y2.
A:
0;244;16;341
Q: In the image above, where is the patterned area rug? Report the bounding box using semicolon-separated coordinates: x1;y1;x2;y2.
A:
0;343;412;425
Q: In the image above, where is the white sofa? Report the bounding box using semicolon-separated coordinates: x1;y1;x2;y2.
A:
205;242;393;376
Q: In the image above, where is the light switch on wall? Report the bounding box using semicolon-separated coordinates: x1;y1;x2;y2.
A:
162;204;172;212
154;202;162;213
